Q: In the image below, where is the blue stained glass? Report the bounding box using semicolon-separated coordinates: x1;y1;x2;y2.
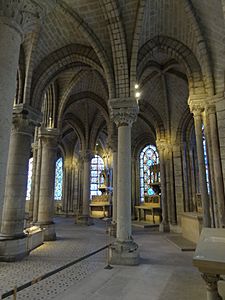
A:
54;157;63;200
139;145;159;202
90;155;104;198
148;188;154;196
26;157;33;200
202;125;210;194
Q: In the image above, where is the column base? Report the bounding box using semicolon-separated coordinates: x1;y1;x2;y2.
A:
76;215;94;226
37;222;56;241
0;235;28;262
202;273;222;300
159;221;170;232
109;240;140;266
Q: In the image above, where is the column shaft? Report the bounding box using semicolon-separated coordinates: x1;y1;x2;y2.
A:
37;129;58;240
117;125;132;241
112;151;118;224
0;22;22;224
208;109;225;227
1;119;33;238
194;112;211;227
159;146;170;232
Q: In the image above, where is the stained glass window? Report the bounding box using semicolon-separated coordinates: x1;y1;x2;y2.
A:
26;157;33;200
202;124;210;194
90;155;104;198
140;145;159;202
54;157;63;200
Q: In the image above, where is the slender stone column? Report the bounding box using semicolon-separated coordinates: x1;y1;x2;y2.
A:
192;107;211;227
77;150;93;225
108;98;139;265
167;145;177;225
37;128;59;240
112;151;118;224
29;129;38;220
32;134;42;223
157;141;170;232
207;105;225;228
0;105;41;261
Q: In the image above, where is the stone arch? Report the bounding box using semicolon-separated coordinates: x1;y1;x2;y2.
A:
63;113;86;152
58;91;110;130
99;0;129;98
175;107;194;144
132;133;156;160
139;99;166;138
58;1;115;98
30;44;107;110
130;0;147;96
137;36;214;97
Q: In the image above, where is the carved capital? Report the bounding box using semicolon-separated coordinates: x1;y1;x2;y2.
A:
190;104;204;117
0;0;56;35
38;127;59;149
108;98;139;127
11;104;42;136
206;104;216;115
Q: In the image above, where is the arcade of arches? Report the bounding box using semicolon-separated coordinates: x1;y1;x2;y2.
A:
1;0;225;298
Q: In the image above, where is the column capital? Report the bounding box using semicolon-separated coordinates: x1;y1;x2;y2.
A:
205;104;216;115
38;127;59;148
108;98;139;127
156;139;167;152
189;104;204;117
0;0;57;36
11;104;42;136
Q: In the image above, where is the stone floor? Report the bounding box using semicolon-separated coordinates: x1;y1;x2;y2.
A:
0;217;217;300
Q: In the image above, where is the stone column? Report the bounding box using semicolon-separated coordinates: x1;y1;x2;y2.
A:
157;141;170;232
108;98;139;265
166;145;177;225
32;133;42;223
0;16;23;225
29;128;38;220
207;105;225;228
192;107;211;227
0;105;41;261
37;128;59;240
77;150;93;225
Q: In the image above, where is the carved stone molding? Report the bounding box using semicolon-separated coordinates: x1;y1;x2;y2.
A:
0;0;57;35
11;104;42;136
38;127;59;149
201;273;222;300
108;98;139;127
206;104;216;115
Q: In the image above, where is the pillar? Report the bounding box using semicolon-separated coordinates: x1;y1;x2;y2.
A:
76;150;93;225
37;128;59;240
0;16;23;224
157;141;170;232
108;98;139;265
0;105;41;261
207;105;225;228
32;132;42;223
192;107;211;227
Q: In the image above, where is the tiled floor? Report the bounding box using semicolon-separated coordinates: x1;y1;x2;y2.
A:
0;217;211;300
